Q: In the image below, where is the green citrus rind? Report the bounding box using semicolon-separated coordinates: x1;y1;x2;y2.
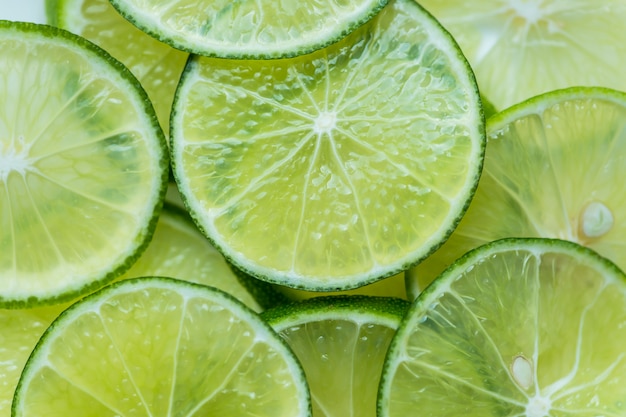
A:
107;0;389;59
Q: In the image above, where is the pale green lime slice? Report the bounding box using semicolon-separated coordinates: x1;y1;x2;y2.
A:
107;0;388;59
171;0;485;291
407;87;626;297
263;295;408;417
0;21;168;307
46;0;188;137
417;0;626;110
380;238;626;417
13;277;312;417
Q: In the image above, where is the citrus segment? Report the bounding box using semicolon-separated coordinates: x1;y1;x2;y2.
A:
171;0;484;291
12;278;311;417
407;87;626;296
263;296;408;417
380;238;626;416
0;21;167;307
46;0;188;137
107;0;388;58
417;0;626;110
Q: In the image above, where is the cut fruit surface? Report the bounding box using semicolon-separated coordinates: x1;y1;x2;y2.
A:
0;21;168;307
107;0;388;59
46;0;188;137
407;87;626;296
12;277;311;417
171;0;485;291
380;238;626;417
263;295;408;417
417;0;626;110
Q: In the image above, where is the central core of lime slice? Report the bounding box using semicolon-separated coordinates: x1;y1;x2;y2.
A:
508;0;545;24
0;135;34;180
314;111;338;135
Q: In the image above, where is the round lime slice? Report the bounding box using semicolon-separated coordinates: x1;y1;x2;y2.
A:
263;295;408;417
380;238;626;416
13;277;312;416
407;87;626;297
0;21;168;307
107;0;388;59
171;0;485;291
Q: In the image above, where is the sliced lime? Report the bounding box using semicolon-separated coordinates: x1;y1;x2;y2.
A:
171;0;485;291
107;0;388;59
407;87;626;297
13;277;311;416
263;295;408;417
417;0;626;110
0;21;168;307
46;0;188;137
380;238;626;416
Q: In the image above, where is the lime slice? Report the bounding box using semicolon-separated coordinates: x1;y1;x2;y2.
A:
417;0;626;110
0;21;168;307
106;0;388;59
13;277;312;417
171;0;485;291
406;87;626;297
379;238;626;417
276;272;407;301
46;0;188;137
263;296;408;417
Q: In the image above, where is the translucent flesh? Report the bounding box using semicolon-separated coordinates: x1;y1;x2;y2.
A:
0;26;165;303
14;281;309;417
53;0;188;137
416;0;626;110
172;0;483;289
407;89;626;293
271;305;403;417
383;242;626;416
108;0;386;58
